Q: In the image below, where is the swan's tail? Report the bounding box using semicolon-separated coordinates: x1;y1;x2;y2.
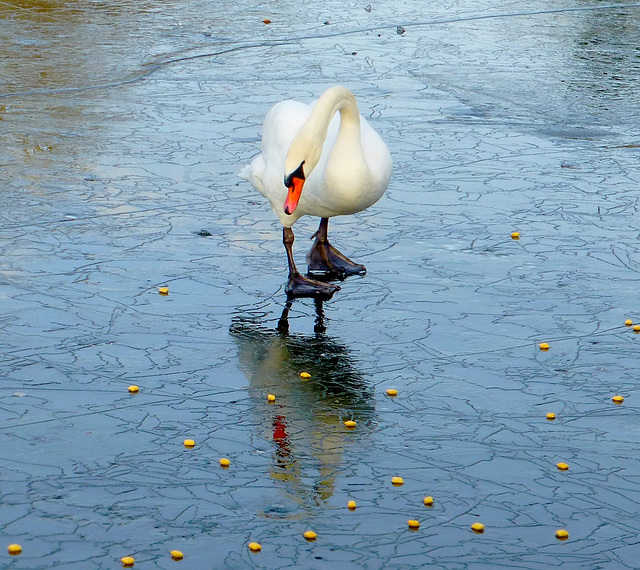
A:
238;163;252;181
238;154;265;193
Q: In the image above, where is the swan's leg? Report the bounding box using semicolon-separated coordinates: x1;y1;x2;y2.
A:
283;227;340;298
307;217;366;276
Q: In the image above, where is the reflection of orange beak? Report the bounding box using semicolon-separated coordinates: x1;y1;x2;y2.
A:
283;176;304;215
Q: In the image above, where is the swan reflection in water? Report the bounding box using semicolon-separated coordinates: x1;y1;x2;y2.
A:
230;299;375;512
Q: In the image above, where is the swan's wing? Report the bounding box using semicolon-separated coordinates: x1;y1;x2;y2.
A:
260;100;312;167
240;100;311;199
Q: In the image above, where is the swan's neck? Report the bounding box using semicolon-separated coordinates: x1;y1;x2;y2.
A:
309;86;361;140
286;86;362;176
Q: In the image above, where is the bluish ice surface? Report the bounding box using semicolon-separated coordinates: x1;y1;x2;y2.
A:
2;0;640;567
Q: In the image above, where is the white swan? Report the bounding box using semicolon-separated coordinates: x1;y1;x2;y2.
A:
239;86;392;298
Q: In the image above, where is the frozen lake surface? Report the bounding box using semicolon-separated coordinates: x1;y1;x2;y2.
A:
2;0;640;567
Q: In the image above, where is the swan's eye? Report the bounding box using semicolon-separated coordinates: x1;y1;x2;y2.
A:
284;161;305;188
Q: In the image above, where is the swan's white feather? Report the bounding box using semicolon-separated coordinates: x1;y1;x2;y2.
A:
240;87;392;228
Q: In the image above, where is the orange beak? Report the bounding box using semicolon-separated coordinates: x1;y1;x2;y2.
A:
283;176;304;215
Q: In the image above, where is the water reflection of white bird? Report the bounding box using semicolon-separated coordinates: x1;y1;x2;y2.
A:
240;86;392;298
230;302;375;509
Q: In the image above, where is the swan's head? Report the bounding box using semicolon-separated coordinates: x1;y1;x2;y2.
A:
283;161;305;215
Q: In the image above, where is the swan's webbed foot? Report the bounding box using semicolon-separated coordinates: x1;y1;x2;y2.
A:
307;240;366;277
306;218;366;277
285;272;340;299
